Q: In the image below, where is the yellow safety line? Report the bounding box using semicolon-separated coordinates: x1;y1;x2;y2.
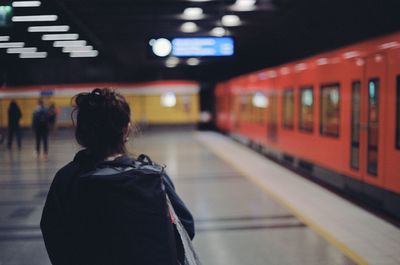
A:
197;135;370;265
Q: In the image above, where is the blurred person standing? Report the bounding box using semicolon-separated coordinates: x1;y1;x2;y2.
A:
47;103;58;132
7;100;22;150
32;99;49;159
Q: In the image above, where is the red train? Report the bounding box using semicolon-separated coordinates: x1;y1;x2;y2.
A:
215;32;400;218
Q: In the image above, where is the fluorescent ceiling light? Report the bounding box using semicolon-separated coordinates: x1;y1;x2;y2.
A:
316;58;329;65
12;1;41;7
230;0;256;11
187;58;200;66
69;50;99;58
181;22;198;33
295;63;307;71
42;34;79;41
7;47;37;53
166;57;179;68
19;52;47;58
183;7;203;19
0;42;25;48
221;15;241;27
343;51;359;59
62;45;93;53
0;36;10;41
12;15;58;22
280;67;290;75
379;41;399;49
53;40;87;47
28;25;70;32
210;27;226;36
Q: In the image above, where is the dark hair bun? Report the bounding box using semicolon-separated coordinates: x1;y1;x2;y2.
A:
73;88;131;159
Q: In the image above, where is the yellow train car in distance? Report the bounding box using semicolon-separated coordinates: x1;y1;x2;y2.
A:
0;80;200;128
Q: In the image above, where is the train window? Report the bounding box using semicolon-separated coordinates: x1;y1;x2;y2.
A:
320;84;340;137
367;79;379;176
282;89;294;129
397;75;400;149
299;87;314;132
351;81;361;170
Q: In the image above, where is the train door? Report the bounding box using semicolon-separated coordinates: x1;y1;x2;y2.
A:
267;91;278;142
359;54;387;186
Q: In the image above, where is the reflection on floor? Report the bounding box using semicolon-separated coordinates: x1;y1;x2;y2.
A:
0;128;355;265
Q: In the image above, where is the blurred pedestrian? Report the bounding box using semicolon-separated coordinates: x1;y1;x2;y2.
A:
32;99;49;160
47;103;58;132
7;100;22;150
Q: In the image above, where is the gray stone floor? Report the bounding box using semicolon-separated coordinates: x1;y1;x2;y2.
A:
0;128;355;265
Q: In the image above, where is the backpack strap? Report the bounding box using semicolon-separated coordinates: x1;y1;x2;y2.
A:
137;154;153;165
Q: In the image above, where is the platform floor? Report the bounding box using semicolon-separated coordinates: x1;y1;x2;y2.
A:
0;128;356;265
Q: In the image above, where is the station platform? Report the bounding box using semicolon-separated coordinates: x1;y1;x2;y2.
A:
0;128;398;265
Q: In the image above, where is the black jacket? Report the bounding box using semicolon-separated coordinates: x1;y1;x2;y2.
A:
41;150;195;265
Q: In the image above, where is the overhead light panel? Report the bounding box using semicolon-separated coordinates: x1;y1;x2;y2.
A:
12;1;41;7
187;58;200;66
62;45;93;53
230;0;256;11
19;51;47;58
210;27;226;36
0;36;10;41
53;40;87;47
183;7;203;19
221;15;241;26
69;50;99;58
166;57;179;68
7;47;37;53
12;15;57;22
181;22;198;33
0;42;25;48
28;25;70;32
343;51;359;59
42;33;79;41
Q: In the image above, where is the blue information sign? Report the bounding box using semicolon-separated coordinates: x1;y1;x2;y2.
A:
171;37;234;57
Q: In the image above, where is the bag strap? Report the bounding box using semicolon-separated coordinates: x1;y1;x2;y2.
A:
166;195;202;265
137;154;153;165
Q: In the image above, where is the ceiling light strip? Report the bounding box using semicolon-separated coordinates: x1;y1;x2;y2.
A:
0;36;10;41
0;42;25;48
42;34;79;41
28;25;70;32
69;50;99;57
62;45;93;53
12;15;58;22
12;1;41;7
19;52;47;58
7;47;37;53
53;40;87;47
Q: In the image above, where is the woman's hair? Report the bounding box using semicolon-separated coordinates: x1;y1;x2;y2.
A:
72;88;131;160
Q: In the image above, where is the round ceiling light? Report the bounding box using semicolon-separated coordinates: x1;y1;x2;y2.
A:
231;0;257;11
166;57;179;68
221;15;241;27
151;38;172;57
187;58;200;66
181;22;198;33
210;27;226;36
183;7;203;19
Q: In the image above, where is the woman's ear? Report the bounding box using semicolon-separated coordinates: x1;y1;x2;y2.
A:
123;122;131;142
